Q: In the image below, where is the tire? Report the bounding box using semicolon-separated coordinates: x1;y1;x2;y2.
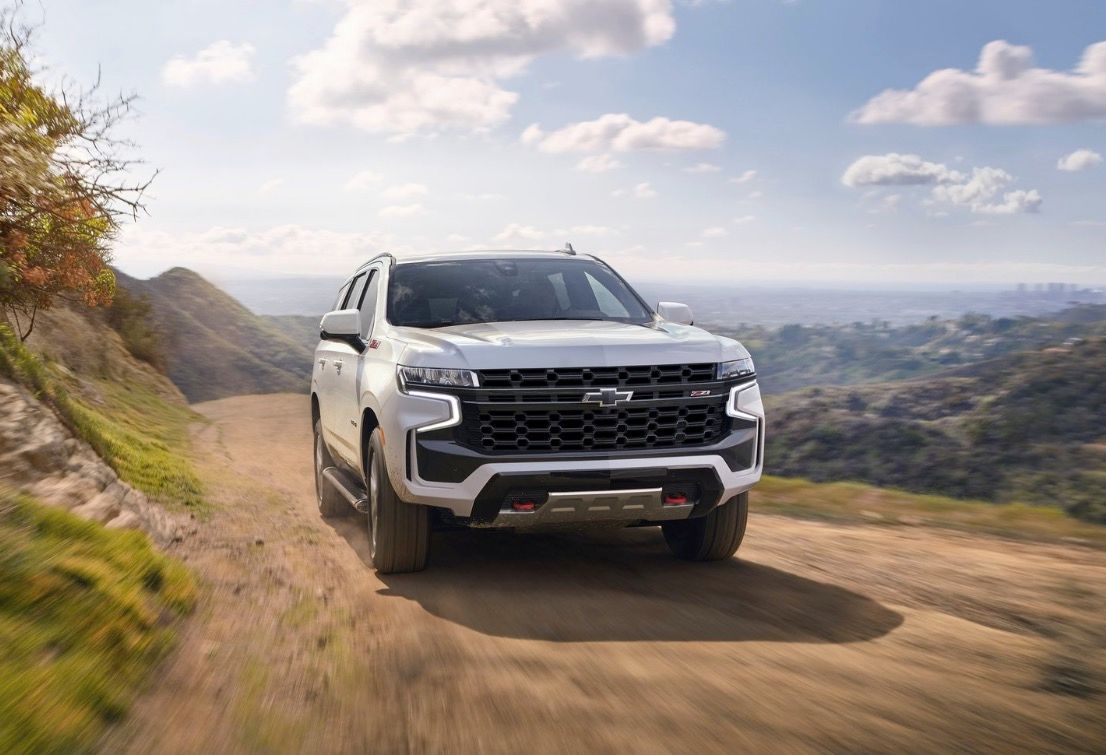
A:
366;429;430;573
314;419;351;517
662;492;748;561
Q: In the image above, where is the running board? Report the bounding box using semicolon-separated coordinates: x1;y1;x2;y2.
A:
321;466;370;513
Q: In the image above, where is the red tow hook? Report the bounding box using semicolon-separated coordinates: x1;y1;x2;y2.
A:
662;493;688;506
512;501;537;512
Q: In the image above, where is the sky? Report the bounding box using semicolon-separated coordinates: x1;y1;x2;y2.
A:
29;0;1106;286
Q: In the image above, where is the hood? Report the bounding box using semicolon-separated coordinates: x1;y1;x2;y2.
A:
391;319;748;370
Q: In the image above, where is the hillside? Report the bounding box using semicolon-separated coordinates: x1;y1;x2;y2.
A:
766;338;1106;522
264;314;320;353
14;302;203;511
2;305;201;751
716;305;1106;394
116;268;313;402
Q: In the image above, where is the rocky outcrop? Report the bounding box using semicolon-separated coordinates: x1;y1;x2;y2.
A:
0;378;181;543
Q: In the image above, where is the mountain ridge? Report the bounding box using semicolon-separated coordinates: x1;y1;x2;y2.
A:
115;267;313;402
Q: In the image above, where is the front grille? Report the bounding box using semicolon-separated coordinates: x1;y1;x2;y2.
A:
459;395;729;453
478;363;716;389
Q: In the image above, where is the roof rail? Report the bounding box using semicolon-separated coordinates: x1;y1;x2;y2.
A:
358;252;395;271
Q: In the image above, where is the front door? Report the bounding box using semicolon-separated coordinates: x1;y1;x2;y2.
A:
331;266;381;470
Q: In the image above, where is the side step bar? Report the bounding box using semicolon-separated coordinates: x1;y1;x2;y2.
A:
321;466;371;513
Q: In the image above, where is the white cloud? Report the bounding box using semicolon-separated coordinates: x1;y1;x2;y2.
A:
729;169;757;184
494;223;546;242
685;162;721;173
564;224;617;236
343;170;384;191
930;167;1041;214
610;185;657;198
841;153;962;187
746;190;763;199
520;123;545;146
575;154;622;173
523;114;726;153
733;214;756;224
257;178;284;195
117;224;402;276
380;182;429;200
378;203;427;218
494;223;617;243
842;153;1041;215
288;0;676;136
852;40;1106;125
701;226;727;238
458;192;506;201
1057;148;1103;172
162;41;255;87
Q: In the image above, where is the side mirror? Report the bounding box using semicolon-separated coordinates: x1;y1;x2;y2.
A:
656;301;694;326
320;309;365;351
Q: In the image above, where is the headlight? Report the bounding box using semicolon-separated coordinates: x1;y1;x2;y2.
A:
717;357;755;381
398;365;479;390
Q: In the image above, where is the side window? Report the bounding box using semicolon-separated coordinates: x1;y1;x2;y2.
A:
584;272;630;318
332;281;352;311
344;273;367;310
359;269;381;332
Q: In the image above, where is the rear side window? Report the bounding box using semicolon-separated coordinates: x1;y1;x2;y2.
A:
356;269;378;310
344;273;368;310
359;269;381;332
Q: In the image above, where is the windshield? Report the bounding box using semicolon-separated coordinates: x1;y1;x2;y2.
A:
387;258;653;328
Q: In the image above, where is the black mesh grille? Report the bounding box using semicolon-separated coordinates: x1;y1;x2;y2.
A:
460;397;728;453
478;363;715;389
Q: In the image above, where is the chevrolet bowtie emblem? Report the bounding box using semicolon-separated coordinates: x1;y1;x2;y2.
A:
582;387;634;407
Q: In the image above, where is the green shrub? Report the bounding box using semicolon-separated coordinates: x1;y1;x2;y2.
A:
105;288;166;370
0;492;194;754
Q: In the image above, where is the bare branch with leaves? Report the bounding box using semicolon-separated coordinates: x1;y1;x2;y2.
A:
0;4;155;339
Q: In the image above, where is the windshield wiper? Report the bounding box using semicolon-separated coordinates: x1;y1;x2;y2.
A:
496;317;607;322
399;321;460;329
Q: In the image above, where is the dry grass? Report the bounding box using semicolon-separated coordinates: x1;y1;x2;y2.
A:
755;475;1106;546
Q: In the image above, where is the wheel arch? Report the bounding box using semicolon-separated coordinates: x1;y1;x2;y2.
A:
360;406;381;479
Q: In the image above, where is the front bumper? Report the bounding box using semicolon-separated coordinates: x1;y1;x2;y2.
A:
382;382;765;523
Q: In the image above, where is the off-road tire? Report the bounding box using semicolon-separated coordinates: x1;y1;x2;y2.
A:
366;429;430;573
314;419;351;517
661;492;748;561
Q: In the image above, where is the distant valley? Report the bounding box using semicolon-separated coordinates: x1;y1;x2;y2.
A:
214;272;1106;326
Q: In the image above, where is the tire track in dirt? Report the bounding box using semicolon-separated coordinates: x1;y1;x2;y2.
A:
103;393;1106;753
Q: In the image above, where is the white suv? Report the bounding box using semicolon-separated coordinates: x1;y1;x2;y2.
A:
311;250;764;573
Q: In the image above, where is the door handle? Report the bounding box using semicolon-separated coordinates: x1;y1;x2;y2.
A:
334;360;343;374
318;358;327;369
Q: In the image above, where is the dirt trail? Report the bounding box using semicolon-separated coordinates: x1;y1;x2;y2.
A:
104;393;1106;753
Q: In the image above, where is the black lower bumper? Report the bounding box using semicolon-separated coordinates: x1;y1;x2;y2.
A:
415;418;759;485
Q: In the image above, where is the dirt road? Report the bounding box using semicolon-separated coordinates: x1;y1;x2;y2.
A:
104;393;1106;753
